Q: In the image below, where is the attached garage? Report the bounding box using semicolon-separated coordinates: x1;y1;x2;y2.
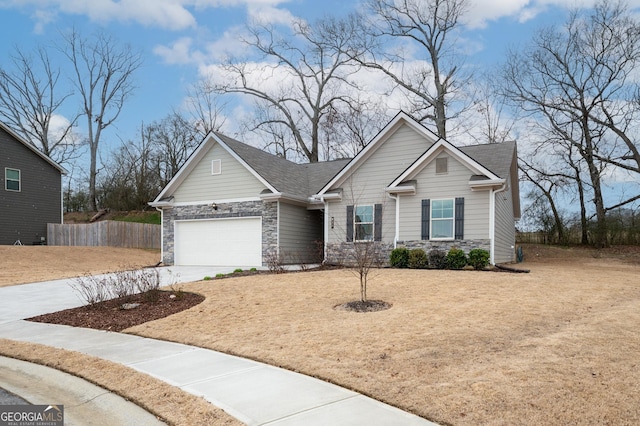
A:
174;217;262;266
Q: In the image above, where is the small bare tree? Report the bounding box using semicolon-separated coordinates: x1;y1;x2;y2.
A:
349;239;385;302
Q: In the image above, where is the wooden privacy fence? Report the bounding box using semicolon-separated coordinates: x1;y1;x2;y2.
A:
47;221;160;249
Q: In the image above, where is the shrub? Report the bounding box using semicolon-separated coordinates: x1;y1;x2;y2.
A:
70;267;164;306
408;248;428;269
265;250;286;273
428;250;447;269
468;248;490;270
389;247;410;268
233;268;243;273
446;248;467;270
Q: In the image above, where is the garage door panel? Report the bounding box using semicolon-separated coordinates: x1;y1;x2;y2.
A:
175;218;262;266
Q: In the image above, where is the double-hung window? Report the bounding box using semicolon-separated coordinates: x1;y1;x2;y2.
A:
354;205;374;241
431;199;454;239
5;168;20;192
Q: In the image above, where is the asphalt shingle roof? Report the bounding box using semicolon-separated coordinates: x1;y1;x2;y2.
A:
215;132;349;199
458;141;516;179
215;132;515;199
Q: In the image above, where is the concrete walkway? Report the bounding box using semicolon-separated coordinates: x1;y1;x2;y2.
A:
0;267;436;425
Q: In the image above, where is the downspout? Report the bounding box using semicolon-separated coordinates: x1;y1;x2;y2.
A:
320;197;329;263
154;206;164;264
489;183;509;265
387;193;399;248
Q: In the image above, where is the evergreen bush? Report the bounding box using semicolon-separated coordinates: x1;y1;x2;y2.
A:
446;248;467;270
408;248;428;269
468;248;490;270
389;247;410;268
428;250;447;269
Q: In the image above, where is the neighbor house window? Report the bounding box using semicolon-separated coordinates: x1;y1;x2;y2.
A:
211;159;222;175
431;199;454;239
5;168;20;191
354;205;374;241
436;157;448;174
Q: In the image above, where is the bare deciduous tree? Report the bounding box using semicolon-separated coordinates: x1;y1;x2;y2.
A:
348;0;472;139
147;111;200;186
0;46;79;165
60;29;142;211
185;79;226;138
501;1;640;247
212;16;363;162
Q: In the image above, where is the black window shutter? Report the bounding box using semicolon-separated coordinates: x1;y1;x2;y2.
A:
346;205;354;242
455;197;464;240
374;204;382;241
421;199;430;240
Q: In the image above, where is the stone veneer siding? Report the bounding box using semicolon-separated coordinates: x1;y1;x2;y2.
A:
396;239;491;255
325;242;395;267
161;201;277;265
325;239;490;267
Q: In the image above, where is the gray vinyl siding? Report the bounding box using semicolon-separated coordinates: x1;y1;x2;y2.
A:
399;153;491;240
278;202;323;264
494;177;516;263
328;123;433;244
173;142;267;203
0;126;62;245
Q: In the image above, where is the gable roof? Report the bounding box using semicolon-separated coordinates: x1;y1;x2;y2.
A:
388;139;515;189
216;133;349;199
151;112;519;212
0;121;67;175
151;131;350;205
316;111;439;196
316;112;518;197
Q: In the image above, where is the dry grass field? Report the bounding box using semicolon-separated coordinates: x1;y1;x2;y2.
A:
0;246;160;287
1;244;639;425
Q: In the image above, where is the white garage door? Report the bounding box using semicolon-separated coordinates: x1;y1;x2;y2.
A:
174;217;262;266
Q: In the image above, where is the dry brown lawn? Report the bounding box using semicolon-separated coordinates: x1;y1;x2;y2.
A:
0;246;160;287
1;244;640;425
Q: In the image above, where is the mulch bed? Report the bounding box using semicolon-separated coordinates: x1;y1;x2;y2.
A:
335;300;392;313
27;290;205;332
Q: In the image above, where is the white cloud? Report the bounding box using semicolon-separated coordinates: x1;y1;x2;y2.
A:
464;0;640;29
246;4;296;26
2;0;293;31
154;37;201;65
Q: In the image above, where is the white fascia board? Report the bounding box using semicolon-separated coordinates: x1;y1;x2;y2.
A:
469;179;506;189
260;192;309;206
148;201;173;208
310;190;343;202
385;184;416;195
389;140;502;188
316;111;438;196
151;132;278;203
149;197;262;208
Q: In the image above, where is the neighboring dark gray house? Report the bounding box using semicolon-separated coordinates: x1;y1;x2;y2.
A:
0;122;66;245
151;112;520;267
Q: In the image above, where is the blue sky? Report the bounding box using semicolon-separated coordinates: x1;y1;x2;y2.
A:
0;0;638;150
